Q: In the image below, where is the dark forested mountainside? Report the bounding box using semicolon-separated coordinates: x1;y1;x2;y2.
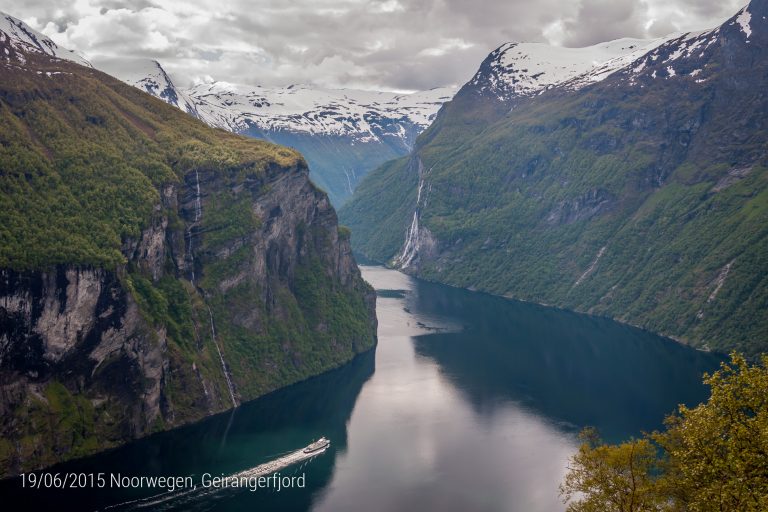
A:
341;1;768;357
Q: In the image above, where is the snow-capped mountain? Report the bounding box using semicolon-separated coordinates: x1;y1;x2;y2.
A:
185;81;456;204
0;8;453;206
601;2;764;86
115;59;457;205
0;8;452;205
0;12;90;67
340;1;768;356
114;58;455;151
119;59;198;115
468;38;667;100
465;1;764;104
177;81;455;150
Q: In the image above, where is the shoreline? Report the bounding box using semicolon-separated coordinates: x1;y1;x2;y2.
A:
358;261;721;357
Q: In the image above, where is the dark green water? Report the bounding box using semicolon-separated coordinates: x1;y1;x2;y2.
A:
0;266;722;511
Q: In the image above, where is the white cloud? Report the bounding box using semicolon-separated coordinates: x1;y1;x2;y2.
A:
418;38;474;57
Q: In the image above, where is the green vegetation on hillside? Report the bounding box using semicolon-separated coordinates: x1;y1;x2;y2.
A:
341;38;768;356
0;54;301;270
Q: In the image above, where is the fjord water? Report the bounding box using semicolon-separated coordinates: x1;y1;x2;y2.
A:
2;266;722;511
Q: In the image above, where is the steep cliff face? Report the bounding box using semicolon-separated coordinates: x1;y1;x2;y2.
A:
0;38;376;476
0;267;168;469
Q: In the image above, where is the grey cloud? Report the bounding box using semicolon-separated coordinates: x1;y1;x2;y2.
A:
676;0;743;18
0;0;748;91
646;18;679;38
560;0;648;47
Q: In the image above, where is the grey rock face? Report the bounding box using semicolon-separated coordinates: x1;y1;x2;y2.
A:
0;160;375;476
0;266;165;443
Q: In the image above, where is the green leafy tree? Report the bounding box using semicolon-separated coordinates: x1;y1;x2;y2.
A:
654;353;768;512
561;354;768;512
560;429;664;512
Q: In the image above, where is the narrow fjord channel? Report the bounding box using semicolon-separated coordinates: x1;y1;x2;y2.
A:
1;266;722;511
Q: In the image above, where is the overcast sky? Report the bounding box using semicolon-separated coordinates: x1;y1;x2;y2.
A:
0;0;747;92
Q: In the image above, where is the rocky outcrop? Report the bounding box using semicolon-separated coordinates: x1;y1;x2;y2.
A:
0;159;376;477
0;266;167;473
545;189;615;226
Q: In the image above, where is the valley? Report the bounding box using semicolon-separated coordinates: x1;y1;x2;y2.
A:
0;2;766;509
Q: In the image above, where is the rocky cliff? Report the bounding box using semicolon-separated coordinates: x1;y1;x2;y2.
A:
0;33;376;476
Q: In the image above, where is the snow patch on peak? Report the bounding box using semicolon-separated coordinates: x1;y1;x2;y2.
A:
181;81;457;145
472;37;669;99
566;37;670;88
735;7;753;39
117;59;198;115
0;11;90;67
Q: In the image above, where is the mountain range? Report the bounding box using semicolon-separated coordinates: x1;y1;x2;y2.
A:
119;59;455;205
1;11;455;206
341;0;768;357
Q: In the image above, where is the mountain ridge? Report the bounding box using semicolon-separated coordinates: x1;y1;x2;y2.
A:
0;24;376;476
341;0;768;357
0;12;90;67
119;60;456;205
118;58;199;115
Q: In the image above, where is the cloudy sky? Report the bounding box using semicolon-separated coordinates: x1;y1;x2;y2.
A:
0;0;747;91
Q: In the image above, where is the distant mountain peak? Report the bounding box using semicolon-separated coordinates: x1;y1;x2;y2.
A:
114;61;457;148
0;12;90;67
118;58;198;116
467;37;668;101
465;1;764;104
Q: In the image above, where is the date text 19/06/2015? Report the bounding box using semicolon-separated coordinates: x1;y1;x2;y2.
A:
21;472;307;493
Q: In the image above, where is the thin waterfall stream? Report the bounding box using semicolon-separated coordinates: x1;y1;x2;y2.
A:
188;169;238;408
206;303;238;408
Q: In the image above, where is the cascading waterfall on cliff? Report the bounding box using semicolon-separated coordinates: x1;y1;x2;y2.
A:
343;167;357;194
187;169;238;409
186;169;203;285
394;159;429;269
194;169;203;220
205;304;238;408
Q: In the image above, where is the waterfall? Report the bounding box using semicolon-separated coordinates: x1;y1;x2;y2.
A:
186;225;196;284
186;169;238;409
194;169;202;221
205;303;238;408
394;176;425;269
186;169;203;285
343;167;354;194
